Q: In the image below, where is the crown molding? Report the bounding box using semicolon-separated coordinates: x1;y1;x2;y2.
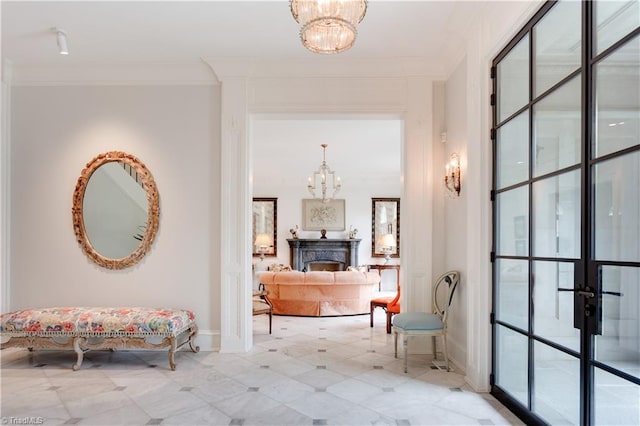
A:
5;56;449;86
7;61;218;86
204;57;447;81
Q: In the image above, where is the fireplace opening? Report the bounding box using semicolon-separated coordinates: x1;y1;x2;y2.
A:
306;261;344;272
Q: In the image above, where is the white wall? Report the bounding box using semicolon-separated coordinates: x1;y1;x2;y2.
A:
9;84;221;350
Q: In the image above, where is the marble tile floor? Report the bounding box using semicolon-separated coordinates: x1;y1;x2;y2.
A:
1;311;523;426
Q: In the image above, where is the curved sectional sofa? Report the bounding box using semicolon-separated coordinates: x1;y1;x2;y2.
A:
258;271;380;316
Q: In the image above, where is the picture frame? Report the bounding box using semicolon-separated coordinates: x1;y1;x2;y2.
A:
302;199;345;231
252;197;277;257
372;198;400;258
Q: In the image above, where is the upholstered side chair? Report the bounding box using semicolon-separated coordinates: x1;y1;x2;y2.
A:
392;271;460;373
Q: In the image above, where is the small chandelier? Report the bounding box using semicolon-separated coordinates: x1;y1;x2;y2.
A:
308;144;341;203
290;0;368;54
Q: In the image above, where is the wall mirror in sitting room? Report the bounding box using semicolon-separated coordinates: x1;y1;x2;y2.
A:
72;151;160;269
252;197;277;259
372;198;400;259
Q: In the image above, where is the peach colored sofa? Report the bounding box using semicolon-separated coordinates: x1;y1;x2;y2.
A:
258;271;380;316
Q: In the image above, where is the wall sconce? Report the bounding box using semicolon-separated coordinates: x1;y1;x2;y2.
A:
444;153;461;197
254;233;273;261
377;233;396;264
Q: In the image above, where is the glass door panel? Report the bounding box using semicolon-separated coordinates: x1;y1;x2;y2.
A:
496;325;529;406
533;341;580;425
533;261;579;352
497;111;529;188
533;0;581;96
496;259;529;330
595;1;640;55
594;368;640;425
496;186;529;257
595;266;640;379
533;170;581;258
594;151;640;263
533;76;581;177
497;34;530;123
594;34;640;158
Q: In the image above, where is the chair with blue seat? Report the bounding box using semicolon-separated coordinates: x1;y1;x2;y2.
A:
392;271;460;373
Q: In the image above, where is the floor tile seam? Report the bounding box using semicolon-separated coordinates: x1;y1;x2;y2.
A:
428;396;498;422
212;390;284;419
54;389;82;422
132;391;211;421
243;354;315;368
231;373;299;389
281;392;356;420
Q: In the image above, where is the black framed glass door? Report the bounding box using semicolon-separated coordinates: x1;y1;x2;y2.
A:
491;1;639;424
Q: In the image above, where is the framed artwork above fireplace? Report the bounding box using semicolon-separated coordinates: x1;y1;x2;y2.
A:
302;198;345;231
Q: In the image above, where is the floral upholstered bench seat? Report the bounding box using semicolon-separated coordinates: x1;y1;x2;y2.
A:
0;307;199;371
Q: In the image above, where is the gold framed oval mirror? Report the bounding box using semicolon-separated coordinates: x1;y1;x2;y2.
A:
72;151;160;269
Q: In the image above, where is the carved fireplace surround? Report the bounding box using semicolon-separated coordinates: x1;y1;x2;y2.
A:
287;239;361;271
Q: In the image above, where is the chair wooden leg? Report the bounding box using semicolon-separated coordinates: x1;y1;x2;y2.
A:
386;312;392;334
268;311;272;335
442;333;450;371
402;335;409;373
394;331;398;358
370;301;374;328
431;335;437;359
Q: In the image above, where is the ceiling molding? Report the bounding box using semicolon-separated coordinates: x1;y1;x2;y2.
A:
204;57;447;80
8;62;217;86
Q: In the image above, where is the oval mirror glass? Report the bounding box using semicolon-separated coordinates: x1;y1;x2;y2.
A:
72;151;159;269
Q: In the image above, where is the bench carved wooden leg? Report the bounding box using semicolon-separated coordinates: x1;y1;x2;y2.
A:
187;324;200;353
168;336;177;371
72;337;84;371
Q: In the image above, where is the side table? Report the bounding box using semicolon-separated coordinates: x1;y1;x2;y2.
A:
367;264;400;292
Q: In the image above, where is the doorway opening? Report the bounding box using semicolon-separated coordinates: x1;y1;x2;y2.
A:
250;114;404;330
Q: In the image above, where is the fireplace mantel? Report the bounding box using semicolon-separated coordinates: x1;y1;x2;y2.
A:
287;239;361;271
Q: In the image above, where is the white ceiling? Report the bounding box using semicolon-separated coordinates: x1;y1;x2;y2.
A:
1;0;482;70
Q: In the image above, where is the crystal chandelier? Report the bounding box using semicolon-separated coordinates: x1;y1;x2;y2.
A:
290;0;368;54
308;144;341;203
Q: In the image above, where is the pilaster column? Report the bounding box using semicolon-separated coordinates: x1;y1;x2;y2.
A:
218;76;252;352
403;76;434;313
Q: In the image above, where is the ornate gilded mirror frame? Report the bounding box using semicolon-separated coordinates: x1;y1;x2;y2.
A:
72;151;160;269
371;197;400;258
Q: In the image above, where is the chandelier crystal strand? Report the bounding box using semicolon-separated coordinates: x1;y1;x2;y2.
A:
290;0;367;54
308;144;341;203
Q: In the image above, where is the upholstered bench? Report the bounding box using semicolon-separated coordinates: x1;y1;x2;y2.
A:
0;307;199;371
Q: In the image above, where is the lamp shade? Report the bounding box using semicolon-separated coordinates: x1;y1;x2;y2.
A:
377;233;396;249
255;233;273;247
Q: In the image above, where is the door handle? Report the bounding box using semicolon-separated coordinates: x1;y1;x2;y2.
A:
558;287;595;298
